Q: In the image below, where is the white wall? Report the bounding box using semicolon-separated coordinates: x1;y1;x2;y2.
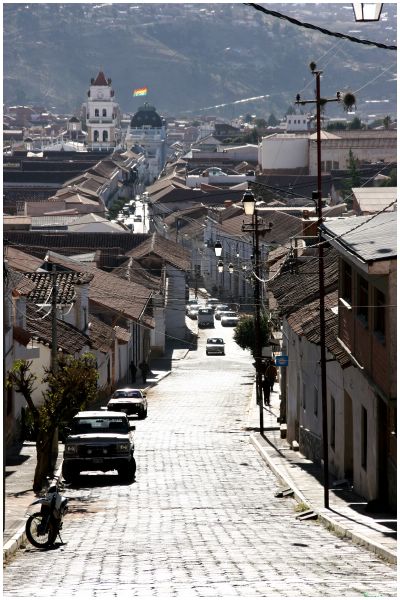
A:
260;135;309;171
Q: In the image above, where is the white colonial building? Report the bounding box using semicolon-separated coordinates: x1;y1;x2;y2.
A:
82;71;121;150
125;103;166;184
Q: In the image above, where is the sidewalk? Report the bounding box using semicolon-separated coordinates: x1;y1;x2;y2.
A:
246;385;397;565
4;352;397;565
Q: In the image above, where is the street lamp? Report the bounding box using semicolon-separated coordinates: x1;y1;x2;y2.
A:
353;3;383;21
214;241;223;257
217;260;224;273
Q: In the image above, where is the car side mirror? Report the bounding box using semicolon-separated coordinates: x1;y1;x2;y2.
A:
129;425;136;431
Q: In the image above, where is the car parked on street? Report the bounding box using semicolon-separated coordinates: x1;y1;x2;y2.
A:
107;388;148;419
214;304;230;320
62;411;136;483
207;298;220;311
187;306;199;319
198;307;214;328
206;337;225;355
221;311;239;327
186;299;200;314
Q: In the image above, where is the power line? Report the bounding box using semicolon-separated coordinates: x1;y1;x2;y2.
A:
245;3;397;51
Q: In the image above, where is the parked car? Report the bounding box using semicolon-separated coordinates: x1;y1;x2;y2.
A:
186;299;200;314
221;311;239;327
62;411;136;483
206;337;225;356
198;307;214;328
187;306;199;320
107;388;148;419
214;304;230;320
207;298;220;311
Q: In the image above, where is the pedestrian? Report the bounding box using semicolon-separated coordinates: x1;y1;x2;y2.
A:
129;360;137;384
262;374;271;406
264;359;278;405
138;360;149;384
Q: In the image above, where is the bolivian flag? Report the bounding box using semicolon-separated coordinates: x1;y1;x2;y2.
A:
133;87;148;97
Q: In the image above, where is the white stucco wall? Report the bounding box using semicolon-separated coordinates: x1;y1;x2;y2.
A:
260;135;309;170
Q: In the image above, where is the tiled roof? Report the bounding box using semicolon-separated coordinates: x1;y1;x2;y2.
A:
112;257;162;291
352;187;397;213
6;246;47;272
7;268;37;296
127;233;191;272
44;251;154;326
88;160;119;179
24;270;92;305
114;326;130;343
87;314;115;353
26;302;91;355
268;246;339;317
302;305;352;368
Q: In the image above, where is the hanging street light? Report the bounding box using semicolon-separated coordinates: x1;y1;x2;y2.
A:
214;241;223;257
242;190;256;216
217;260;224;273
228;263;234;274
353;3;383;21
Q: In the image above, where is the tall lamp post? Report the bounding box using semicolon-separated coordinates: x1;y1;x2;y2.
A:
241;190;272;436
296;62;355;509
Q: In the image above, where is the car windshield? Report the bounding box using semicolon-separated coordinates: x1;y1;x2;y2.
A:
224;312;237;317
112;390;142;398
207;338;224;344
72;418;129;434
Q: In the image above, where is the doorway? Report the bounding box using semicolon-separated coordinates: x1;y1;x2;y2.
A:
343;391;354;481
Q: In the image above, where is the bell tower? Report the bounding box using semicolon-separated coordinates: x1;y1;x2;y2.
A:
83;70;121;150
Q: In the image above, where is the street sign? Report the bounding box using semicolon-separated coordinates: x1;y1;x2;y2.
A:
275;355;288;367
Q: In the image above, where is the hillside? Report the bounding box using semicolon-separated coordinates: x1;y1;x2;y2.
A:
3;3;397;119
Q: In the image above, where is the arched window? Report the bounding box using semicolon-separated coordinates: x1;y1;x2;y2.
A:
102;109;107;117
103;131;108;142
95;109;99;117
94;130;99;142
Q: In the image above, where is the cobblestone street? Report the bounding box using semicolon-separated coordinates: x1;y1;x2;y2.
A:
3;327;397;598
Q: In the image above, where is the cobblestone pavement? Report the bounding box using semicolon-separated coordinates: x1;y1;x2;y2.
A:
3;327;397;598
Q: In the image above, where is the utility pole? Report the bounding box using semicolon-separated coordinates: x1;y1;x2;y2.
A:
295;63;343;510
51;264;58;374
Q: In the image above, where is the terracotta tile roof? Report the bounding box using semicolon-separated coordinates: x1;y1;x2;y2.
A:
24;270;92;305
6;247;44;272
114;326;130;343
287;291;337;336
127;233;191;272
87;314;115;353
8;268;37;296
268;246;339;317
44;251;154;326
112;257;162;291
26;302;91;355
302;304;352;368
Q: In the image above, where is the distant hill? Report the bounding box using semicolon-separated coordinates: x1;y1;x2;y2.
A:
3;3;397;120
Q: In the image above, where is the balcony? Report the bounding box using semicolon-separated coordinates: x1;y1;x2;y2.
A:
87;118;114;124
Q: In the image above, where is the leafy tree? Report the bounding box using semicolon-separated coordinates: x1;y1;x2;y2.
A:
244;113;253;124
342;149;361;208
327;121;347;131
383;115;392;130
6;353;98;492
233;313;271;356
108;197;126;220
267;113;279;127
253;118;267;129
348;116;363;130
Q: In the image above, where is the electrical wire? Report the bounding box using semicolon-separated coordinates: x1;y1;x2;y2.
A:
245;3;397;51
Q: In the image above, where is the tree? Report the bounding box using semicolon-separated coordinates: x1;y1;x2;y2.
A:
7;353;99;492
348;116;363;130
383;115;392;130
233;313;271;356
253;118;267;129
342;149;361;208
267;113;279;127
379;168;396;187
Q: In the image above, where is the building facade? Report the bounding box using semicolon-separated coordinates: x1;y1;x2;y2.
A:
82;71;121;150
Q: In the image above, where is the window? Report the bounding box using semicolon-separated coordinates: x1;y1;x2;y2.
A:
321;161;325;172
342;261;352;303
330;395;336;449
102;108;107;117
302;381;306;410
93;130;99;142
314;386;318;416
361;406;367;469
103;130;108;142
333;161;339;169
94;109;99;117
357;275;369;326
373;288;386;341
326;160;332;171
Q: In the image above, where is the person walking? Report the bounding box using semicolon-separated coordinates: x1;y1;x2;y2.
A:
138;360;149;384
129;360;137;384
264;359;278;405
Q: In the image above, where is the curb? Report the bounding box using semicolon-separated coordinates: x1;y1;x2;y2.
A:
249;433;397;565
3;464;63;563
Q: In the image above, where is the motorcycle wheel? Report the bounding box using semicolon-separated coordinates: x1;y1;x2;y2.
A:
26;512;58;548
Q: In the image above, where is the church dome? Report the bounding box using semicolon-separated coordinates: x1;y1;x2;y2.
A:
130;103;163;128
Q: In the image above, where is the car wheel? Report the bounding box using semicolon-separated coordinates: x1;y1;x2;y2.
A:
62;464;79;484
119;456;136;482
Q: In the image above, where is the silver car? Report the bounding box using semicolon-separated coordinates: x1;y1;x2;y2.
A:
220;311;239;327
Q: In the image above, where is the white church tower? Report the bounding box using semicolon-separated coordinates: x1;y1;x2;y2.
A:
82;71;121;150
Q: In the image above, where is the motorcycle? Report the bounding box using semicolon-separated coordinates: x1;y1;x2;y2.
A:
25;475;69;548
